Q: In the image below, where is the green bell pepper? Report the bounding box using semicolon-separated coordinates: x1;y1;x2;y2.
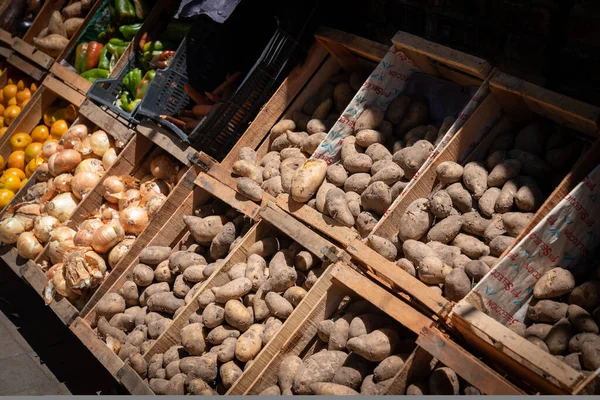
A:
136;69;155;99
98;47;111;71
127;99;141;112
122;68;142;95
81;68;110;83
111;0;136;25
120;92;130;110
106;38;129;58
75;41;104;73
142;40;165;53
119;23;142;40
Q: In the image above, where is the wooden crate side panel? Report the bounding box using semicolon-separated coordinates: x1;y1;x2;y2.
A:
78;99;135;144
42;75;86;107
195;173;261;220
12;38;55;70
136;121;196;166
7;52;45;81
50;63;92;94
70;317;124;376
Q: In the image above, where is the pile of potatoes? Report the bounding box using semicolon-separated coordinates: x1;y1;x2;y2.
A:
367;122;584;300
256;297;478;396
232;72;455;237
508;265;600;379
144;235;326;394
91;201;252;362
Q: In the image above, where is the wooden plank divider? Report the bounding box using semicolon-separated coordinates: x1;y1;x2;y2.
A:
7;52;45;81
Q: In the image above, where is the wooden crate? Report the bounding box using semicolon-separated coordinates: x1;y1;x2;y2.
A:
17;133;189;323
11;0;102;70
226;262;524;395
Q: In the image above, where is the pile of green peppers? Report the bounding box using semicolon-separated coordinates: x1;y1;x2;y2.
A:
120;68;155;112
76;0;145;83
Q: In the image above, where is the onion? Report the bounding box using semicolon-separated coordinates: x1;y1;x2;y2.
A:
150;155;177;180
140;180;171;199
75;158;104;175
61;124;88;149
118;189;140;210
64;249;107;290
98;203;120;222
49;149;82;176
53;264;78;299
47;238;73;264
14;203;41;230
80;218;104;232
17;231;43;260
103;176;126;203
108;237;135;268
0;216;26;244
33;215;60;243
36;163;51;182
74;135;92;156
90;130;111;157
72;171;101;200
102;148;117;169
146;193;167;217
47;192;80;222
91;220;125;254
119;206;149;236
54;173;74;193
73;229;94;247
41;141;63;161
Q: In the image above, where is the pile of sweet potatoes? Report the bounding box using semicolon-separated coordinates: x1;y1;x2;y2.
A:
232;71;455;237
144;234;326;394
91;201;252;363
508;265;600;381
257;298;478;395
367;121;584;300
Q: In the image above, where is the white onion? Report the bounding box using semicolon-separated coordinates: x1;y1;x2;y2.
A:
54;173;74;193
41;141;63;161
118;189;140;210
17;231;43;260
90;130;111;157
0;216;26;244
146;193;167;217
33;215;60;243
150;155;177;180
108;237;135;268
102;148;117;169
75;158;104;175
72;171;101;200
47;192;80;222
91;220;125;254
61;124;88;149
119;206;149;236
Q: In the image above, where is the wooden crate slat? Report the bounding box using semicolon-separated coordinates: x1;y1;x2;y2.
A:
42;74;86;107
11;37;54;70
78;99;135;144
194;172;261;220
50;63;93;94
7;52;45;81
384;346;437;394
136;121;197;166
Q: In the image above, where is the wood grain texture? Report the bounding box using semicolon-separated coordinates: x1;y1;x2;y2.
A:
7;52;45;81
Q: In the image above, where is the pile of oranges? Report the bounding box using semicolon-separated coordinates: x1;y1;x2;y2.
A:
0;77;37;135
0;104;78;208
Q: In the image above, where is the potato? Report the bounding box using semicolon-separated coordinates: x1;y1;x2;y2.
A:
262;252;297;293
131;263;153;287
533;268;576;299
568;304;599;334
347;313;379;338
265;292;294;319
581;341;600;370
393;140;434;178
444;269;471;301
178;323;206;356
283;286;307;308
446;183;473;213
262;158;281;181
398;199;433;242
426;215;462;244
515;183;544;212
169;250;207;272
366;143;393;163
524;323;552;340
206;325;240;345
235;324;264;362
303;266;324;290
225;299;253;331
165;360;181;380
545;318;573;355
237;177;264;202
325;187;355;227
480;255;498;267
464;260;490;283
280;147;303;159
503;212;534;237
347;328;399;362
220;361;243;390
341;136;361;161
344;153;373;173
435;161;463;184
396;102;428;135
97;316;127;343
187;352;218;383
483;214;506;242
117;341;140;361
286;131;309;148
356;107;384;131
324;164;347;187
406;382;428;395
489;235;514;257
310;382;359;395
306;119;327;135
153;260;173;284
507;149;551;177
138;246;171;265
486;150;506;171
232;160;263;184
487;159;521;187
355;129;384;148
428;367;459;395
261;176;283;197
402;240;437;266
312;98;333;120
478;187;502;218
366;235;397;261
569;333;600;355
452;254;471;270
427;190;453;219
147;292;184;315
291;159;327;203
96;293;126;320
361;182;392;216
183;215;228;247
187;378;215;395
214;277;253;303
119;281;138;308
292;350;349;394
418;256;451;284
344;173;371;194
462;161;488;199
109;313;136;332
373;354;404;382
396;258;416;277
384;95;410;124
271;119;296;139
546;141;583;170
452;233;490;258
332;81;353;110
528;300;568;323
149;378;169;395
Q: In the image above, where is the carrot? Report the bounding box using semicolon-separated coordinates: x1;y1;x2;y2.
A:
213;71;242;96
160;115;185;129
184;84;211;105
192;104;213;119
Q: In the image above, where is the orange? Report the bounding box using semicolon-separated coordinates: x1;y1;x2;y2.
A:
5;168;26;180
6;78;13;85
7;151;25;170
50;119;68;139
3;105;21;125
0;89;4;105
16;88;30;105
3;84;17;101
30;83;37;93
0;174;20;192
0;155;5;172
16;80;25;91
64;104;78;122
20;98;29;108
30;125;49;142
6;97;16;107
24;142;42;162
0;104;5;117
0;189;14;208
0;127;7;138
43;107;58;127
25;157;43;177
0;117;4;128
9;133;32;151
19;178;27;190
53;108;66;122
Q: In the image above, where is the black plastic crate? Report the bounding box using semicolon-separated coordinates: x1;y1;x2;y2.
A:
135;26;301;160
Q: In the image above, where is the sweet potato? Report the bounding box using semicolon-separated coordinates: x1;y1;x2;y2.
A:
64;17;84;38
463;161;488;199
34;35;69;57
398;199;433;241
292;350;349;394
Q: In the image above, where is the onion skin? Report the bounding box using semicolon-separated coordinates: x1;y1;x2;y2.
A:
17;231;43;260
54;173;74;193
73;229;94;247
75;158;104;175
90;130;111;157
41;141;63;161
91;220;125;254
102;148;117;169
108;237;135;268
61;125;88;149
47;192;80;222
33;215;60;243
72;171;101;200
